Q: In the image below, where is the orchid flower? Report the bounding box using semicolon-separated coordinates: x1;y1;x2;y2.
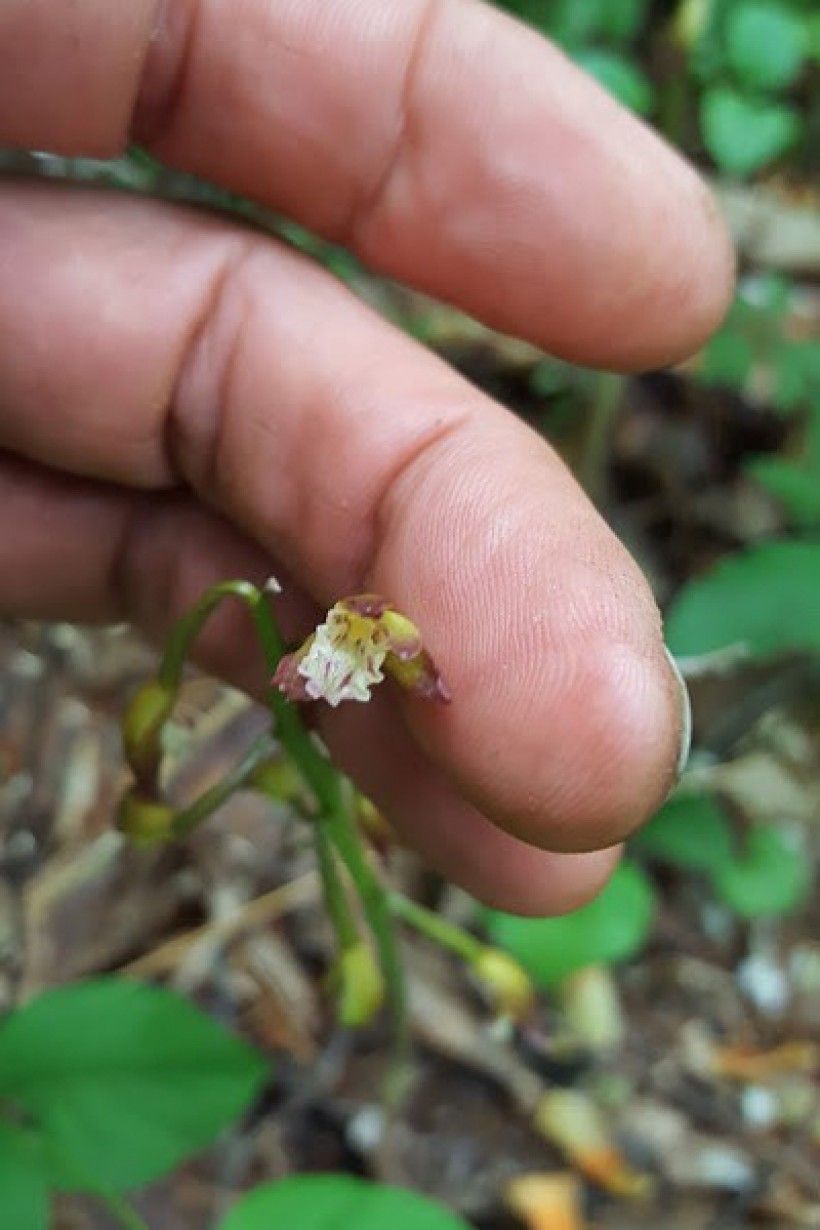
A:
272;594;450;708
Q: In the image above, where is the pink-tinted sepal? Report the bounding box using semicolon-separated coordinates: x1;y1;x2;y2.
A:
385;650;451;704
271;650;313;702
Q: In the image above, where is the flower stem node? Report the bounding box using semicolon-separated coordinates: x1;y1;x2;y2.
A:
272;594;450;708
121;680;176;788
472;947;535;1021
334;941;386;1028
116;790;176;847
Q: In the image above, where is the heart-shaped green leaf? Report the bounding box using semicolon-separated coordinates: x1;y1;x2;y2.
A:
665;540;820;659
701;87;802;176
485;861;655;987
0;979;268;1194
632;793;734;872
219;1175;470;1230
726;2;808;90
712;824;810;918
747;459;820;527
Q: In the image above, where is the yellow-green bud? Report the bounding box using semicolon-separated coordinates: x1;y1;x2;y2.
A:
122;680;175;786
335;942;385;1028
117;790;176;847
472;947;534;1020
250;758;314;812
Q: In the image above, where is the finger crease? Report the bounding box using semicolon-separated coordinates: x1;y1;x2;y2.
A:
164;237;259;492
343;0;441;248
132;0;202;146
108;500;150;623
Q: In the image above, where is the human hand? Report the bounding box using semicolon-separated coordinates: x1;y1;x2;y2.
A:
0;0;733;913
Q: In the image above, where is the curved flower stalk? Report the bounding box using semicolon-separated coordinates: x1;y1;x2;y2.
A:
119;581;524;1096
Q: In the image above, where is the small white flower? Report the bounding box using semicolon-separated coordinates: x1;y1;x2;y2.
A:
297;609;388;707
272;593;449;708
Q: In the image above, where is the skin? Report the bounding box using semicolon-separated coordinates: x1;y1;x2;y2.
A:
0;0;734;915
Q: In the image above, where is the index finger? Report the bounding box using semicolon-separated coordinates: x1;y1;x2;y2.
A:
0;0;733;368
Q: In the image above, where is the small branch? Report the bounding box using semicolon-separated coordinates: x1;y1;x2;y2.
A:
118;872;319;978
314;824;359;952
325;797;409;1079
388;891;483;963
171;733;273;837
158;580;267;692
579;373;624;504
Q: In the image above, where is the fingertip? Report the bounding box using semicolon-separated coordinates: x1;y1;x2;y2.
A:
542;155;737;372
418;636;682;858
618;172;736;372
508;640;682;853
476;843;623;918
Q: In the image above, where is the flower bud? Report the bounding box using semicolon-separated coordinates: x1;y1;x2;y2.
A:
335;941;385;1028
116;790;176;846
250;757;315;813
122;680;175;787
472;947;534;1020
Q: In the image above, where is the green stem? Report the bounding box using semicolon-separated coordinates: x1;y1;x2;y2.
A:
171;733;273;837
314;824;359;951
158;580;262;691
96;1190;151;1230
579;372;623;504
388;891;483;963
157;581;409;1085
257;593;410;1086
324;791;409;1074
157;580;339;814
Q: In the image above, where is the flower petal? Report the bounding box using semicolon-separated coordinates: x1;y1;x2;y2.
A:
385;650;451;703
272;650;314;702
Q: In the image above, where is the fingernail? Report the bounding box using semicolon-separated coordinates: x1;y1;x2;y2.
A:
664;647;692;779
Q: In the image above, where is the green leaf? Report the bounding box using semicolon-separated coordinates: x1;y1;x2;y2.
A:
492;0;556;38
598;0;650;41
496;0;648;47
574;48;654;114
0;979;268;1193
219;1175;470;1230
0;1124;50;1229
739;271;793;321
712;824;811;917
809;12;820;60
665;540;820;658
701;87;802;175
747;458;820;528
700;327;755;389
632;793;734;871
485;862;655;987
726;2;808;90
775;339;820;412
